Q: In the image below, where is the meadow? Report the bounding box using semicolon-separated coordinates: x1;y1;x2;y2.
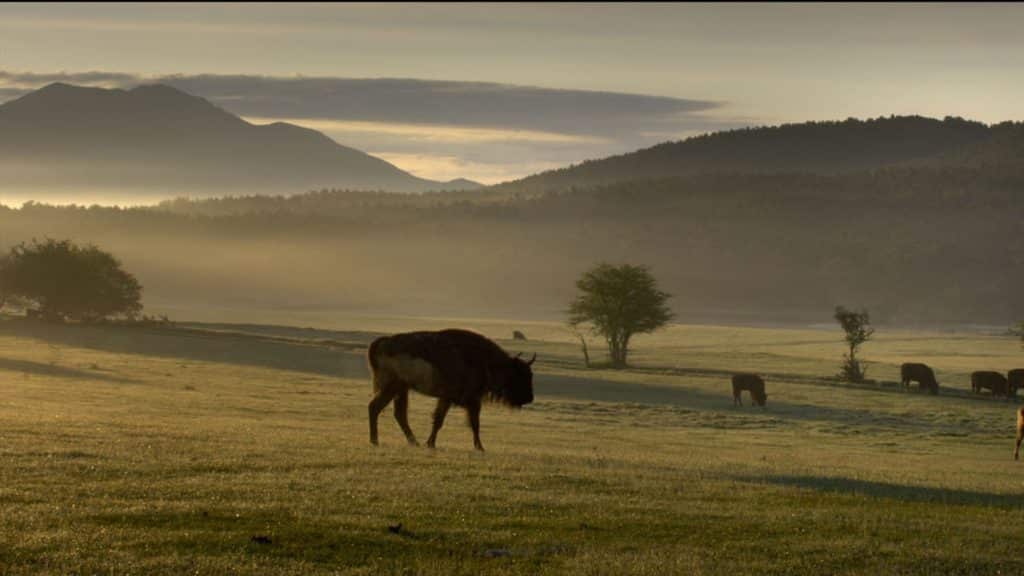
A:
1;314;1022;575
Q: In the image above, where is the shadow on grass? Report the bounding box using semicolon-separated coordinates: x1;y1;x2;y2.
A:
0;356;140;384
535;373;1000;435
736;474;1023;509
0;319;1003;435
0;319;371;379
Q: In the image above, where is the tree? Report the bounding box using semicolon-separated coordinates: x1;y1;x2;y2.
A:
834;305;874;382
0;239;142;323
567;263;673;368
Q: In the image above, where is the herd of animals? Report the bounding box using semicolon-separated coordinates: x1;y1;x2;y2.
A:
365;328;1024;460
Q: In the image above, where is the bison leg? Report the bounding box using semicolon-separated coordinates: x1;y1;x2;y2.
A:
393;389;419;446
467;400;484;452
368;389;397;446
426;398;452;449
1016;423;1022;461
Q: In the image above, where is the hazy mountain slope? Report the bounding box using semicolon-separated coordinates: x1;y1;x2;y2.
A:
3;155;1023;326
0;83;476;197
490;115;1013;194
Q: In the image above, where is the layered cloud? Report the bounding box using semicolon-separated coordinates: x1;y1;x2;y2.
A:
0;70;751;184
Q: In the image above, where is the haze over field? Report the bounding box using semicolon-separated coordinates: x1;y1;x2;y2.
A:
0;3;1022;333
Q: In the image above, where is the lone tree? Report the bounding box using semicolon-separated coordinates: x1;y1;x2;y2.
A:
568;263;673;368
834;305;874;382
0;239;142;323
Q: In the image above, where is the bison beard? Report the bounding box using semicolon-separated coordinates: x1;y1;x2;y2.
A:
366;329;535;451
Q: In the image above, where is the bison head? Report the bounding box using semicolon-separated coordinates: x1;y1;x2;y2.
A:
489;352;536;407
752;389;768;407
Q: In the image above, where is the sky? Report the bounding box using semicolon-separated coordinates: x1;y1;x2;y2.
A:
2;2;1022;184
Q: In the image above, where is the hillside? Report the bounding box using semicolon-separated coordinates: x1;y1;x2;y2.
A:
491;115;1022;195
2;155;1023;326
2;113;1023;326
0;83;480;199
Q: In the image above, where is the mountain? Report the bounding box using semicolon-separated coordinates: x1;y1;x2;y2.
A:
491;115;1023;195
0;82;475;198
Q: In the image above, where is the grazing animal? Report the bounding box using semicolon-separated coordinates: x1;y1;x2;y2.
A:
367;329;535;451
1016;407;1024;461
971;371;1010;398
513;330;528;341
900;363;939;395
1007;369;1024;398
732;373;767;407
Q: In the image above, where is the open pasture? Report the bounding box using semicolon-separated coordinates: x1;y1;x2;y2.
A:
1;316;1022;575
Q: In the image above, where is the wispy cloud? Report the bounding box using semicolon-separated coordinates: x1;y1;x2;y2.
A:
0;69;751;183
243;117;608;145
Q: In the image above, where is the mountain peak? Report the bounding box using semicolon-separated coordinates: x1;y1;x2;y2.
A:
0;81;455;195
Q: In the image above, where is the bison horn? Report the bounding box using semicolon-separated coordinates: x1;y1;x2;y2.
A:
527;353;536;366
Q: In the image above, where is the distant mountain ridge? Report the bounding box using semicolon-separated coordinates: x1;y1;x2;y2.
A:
0;82;481;197
492;115;1024;194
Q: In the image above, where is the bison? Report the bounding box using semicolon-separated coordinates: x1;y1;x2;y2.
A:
732;373;767;407
512;330;528;341
1016;407;1024;461
1007;369;1024;398
367;329;535;451
900;363;939;395
971;371;1010;398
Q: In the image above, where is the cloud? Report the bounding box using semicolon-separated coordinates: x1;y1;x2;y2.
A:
242;116;608;145
369;153;565;185
0;70;752;183
0;70;138;89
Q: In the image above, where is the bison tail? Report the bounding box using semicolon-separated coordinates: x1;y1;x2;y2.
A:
367;336;385;371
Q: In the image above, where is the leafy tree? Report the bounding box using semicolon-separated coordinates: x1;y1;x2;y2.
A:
568;263;673;368
834;305;874;382
0;239;142;323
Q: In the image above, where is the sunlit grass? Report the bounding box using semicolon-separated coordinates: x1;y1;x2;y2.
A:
1;317;1022;574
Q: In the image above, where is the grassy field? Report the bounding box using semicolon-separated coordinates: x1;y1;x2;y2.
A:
1;315;1023;575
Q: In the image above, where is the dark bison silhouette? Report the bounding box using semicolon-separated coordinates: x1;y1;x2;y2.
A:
900;363;939;395
512;330;528;341
1007;369;1024;398
367;329;535;451
732;373;767;406
971;371;1010;398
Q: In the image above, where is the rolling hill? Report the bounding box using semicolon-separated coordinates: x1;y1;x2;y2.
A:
491;115;1024;195
0;82;480;199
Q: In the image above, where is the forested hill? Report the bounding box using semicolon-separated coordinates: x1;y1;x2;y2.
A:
4;113;1024;326
490;116;1024;195
4;155;1024;326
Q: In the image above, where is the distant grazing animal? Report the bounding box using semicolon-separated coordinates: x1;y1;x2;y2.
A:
971;371;1010;398
732;373;767;407
1016;407;1024;461
367;329;535;451
900;363;939;395
1007;369;1024;398
513;330;528;341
